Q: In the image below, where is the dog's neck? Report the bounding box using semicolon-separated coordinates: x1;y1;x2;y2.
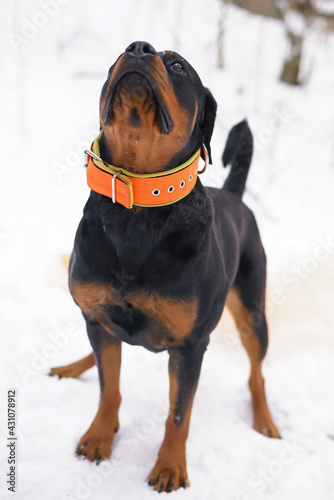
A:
86;131;206;210
100;127;200;175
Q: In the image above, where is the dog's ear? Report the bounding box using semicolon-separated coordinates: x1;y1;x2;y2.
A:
201;88;217;164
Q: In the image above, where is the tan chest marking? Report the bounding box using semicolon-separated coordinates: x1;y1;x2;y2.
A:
70;279;198;341
70;279;122;327
125;291;198;340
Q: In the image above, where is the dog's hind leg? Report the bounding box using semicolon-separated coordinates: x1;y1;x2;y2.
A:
226;234;280;438
49;352;95;379
226;286;280;438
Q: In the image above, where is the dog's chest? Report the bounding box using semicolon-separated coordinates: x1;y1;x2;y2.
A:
70;279;198;351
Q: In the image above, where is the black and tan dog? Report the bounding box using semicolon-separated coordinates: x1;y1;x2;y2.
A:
50;41;280;492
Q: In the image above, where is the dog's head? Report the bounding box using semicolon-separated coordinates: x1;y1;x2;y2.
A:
99;41;217;174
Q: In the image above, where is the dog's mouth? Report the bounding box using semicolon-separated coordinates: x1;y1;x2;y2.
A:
102;72;173;134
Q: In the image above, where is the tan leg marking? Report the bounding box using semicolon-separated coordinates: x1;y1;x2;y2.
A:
61;254;71;272
148;358;195;492
226;287;280;438
49;352;95;379
76;340;122;461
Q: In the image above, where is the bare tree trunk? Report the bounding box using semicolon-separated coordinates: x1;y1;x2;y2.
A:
230;0;282;20
228;0;334;86
217;1;226;69
173;0;183;53
217;15;224;68
280;30;304;85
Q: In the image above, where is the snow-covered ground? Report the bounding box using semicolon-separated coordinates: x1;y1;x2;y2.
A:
1;1;334;499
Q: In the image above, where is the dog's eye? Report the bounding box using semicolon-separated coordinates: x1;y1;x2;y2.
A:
171;62;185;74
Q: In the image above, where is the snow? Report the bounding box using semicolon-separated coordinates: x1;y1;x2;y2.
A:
1;1;334;499
284;10;306;37
313;0;334;16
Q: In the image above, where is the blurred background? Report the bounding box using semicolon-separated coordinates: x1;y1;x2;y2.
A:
1;1;334;499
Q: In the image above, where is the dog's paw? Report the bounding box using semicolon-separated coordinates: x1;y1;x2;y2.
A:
49;353;95;379
49;365;80;379
76;434;114;463
76;421;119;463
147;462;189;493
254;421;281;439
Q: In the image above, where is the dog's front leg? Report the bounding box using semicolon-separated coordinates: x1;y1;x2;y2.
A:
148;339;209;493
76;321;121;463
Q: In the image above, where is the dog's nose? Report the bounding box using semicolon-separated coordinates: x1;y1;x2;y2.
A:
125;41;157;58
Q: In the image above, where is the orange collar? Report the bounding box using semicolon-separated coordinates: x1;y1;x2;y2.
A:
85;132;207;209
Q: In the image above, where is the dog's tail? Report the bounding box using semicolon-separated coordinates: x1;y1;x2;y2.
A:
222;119;253;200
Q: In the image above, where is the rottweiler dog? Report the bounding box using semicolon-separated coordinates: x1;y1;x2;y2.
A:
50;41;280;492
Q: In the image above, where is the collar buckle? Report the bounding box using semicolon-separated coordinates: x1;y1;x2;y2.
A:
84;149;104;165
112;172;120;203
